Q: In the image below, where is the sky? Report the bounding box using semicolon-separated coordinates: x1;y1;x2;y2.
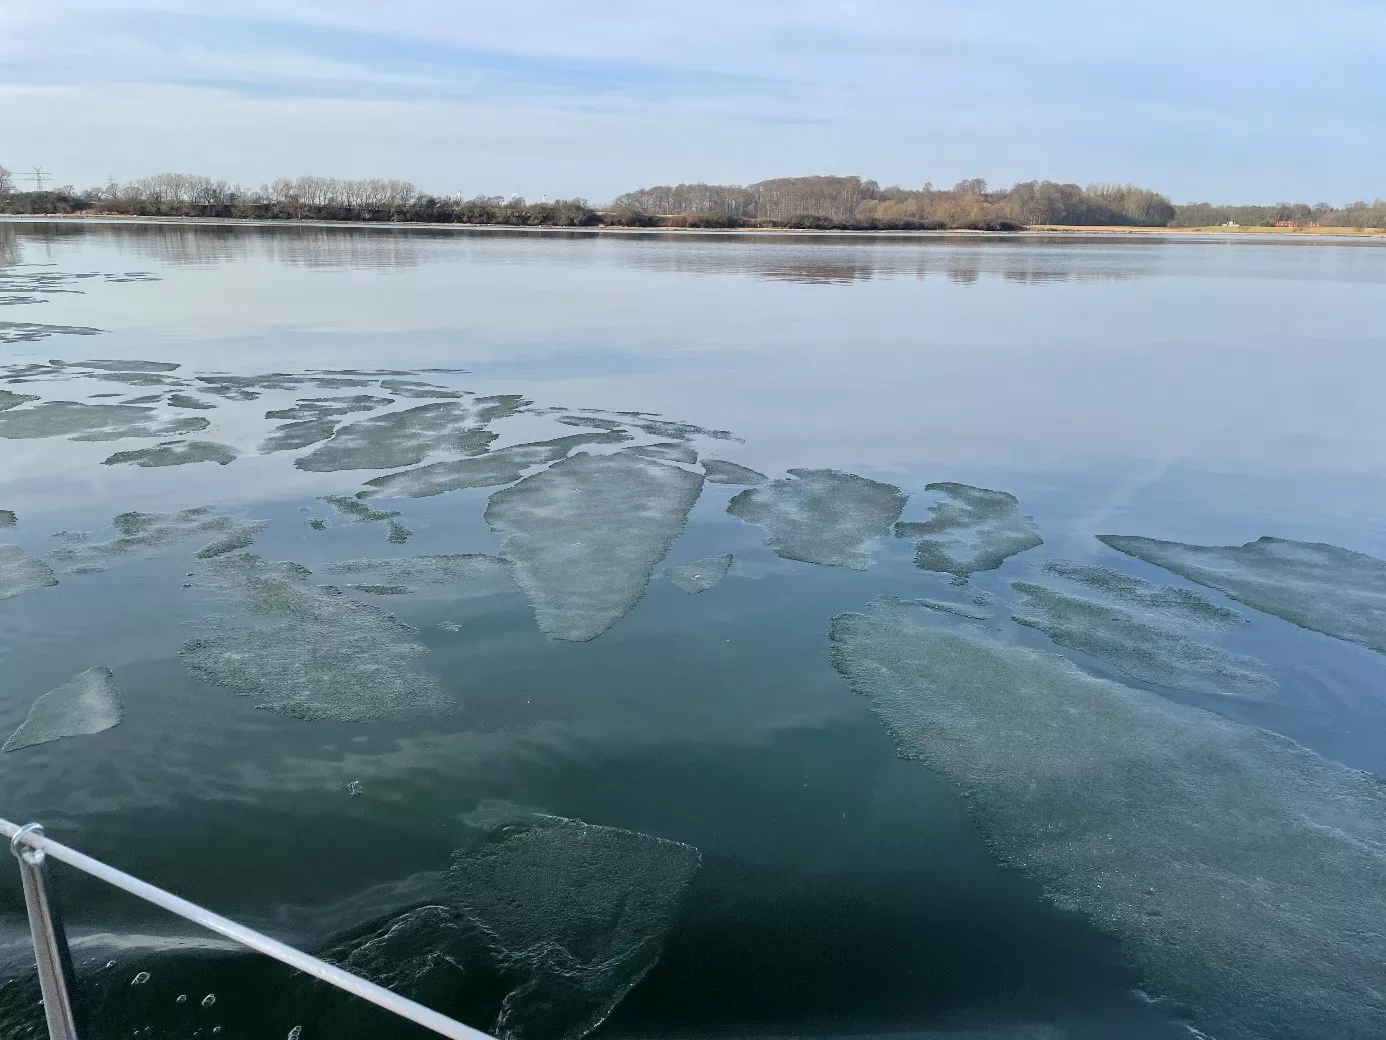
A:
0;0;1383;204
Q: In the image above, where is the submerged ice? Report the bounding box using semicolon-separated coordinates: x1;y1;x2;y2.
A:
1041;560;1245;627
4;667;123;753
49;508;267;564
895;483;1042;578
1011;582;1275;698
728;469;906;569
0;544;57;600
830;597;1386;1040
180;554;449;721
485;452;703;641
320;816;700;1040
665;553;733;594
1100;534;1386;654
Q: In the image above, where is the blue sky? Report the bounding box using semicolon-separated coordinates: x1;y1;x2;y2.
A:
1;1;1383;203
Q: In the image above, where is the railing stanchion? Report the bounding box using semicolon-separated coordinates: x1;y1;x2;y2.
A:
10;824;83;1040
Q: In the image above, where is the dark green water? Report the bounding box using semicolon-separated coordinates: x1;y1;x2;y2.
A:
2;221;1386;1040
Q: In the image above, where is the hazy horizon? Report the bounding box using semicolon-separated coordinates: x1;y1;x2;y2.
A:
1;2;1383;207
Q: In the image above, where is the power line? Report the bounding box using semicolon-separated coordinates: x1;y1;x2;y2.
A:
24;167;50;191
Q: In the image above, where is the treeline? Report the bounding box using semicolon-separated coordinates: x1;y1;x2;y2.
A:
1172;200;1386;229
3;167;1383;230
0;171;601;227
610;176;1177;229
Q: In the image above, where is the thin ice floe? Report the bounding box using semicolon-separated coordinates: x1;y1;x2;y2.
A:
0;321;103;344
666;554;733;594
102;441;238;468
4;667;123;753
165;393;215;410
48;508;267;564
180;554;449;721
265;396;394;421
628;441;698;464
0;545;57;600
296;399;524;472
727;468;906;569
260;418;339;453
1042;560;1245;627
701;459;768;485
378;379;464;399
486;452;704;641
324;554;514;597
1011;582;1275;698
0;401;157;440
829;596;1386;1040
895;482;1043;578
320;495;400;525
0;389;39;411
70;360;181;373
1100;534;1386;654
361;432;631;499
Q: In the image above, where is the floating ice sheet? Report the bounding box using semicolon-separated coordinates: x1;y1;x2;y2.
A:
0;544;57;600
1042;560;1245;627
896;483;1043;578
1100;534;1386;655
362;432;630;499
727;468;906;569
49;508;267;564
829;597;1386;1040
486;452;704;641
4;667;123;753
1011;582;1275;698
701;459;768;485
102;441;238;468
666;554;733;594
180;554;449;721
296;400;524;472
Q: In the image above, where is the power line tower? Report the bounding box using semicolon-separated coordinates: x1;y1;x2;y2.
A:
25;167;50;191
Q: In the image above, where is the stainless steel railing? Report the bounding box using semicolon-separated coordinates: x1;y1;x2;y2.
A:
2;817;498;1040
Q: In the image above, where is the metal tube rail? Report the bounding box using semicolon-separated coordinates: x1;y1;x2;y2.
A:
2;817;497;1040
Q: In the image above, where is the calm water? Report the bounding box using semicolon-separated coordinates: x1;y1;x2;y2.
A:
2;221;1386;1040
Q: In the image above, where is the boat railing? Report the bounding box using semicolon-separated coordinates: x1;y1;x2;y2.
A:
1;817;498;1040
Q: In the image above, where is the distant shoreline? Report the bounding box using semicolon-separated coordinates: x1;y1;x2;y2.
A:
3;213;1384;241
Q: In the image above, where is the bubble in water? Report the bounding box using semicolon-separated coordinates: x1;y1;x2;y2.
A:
176;995;188;1004
130;971;150;986
201;994;216;1008
103;960;116;970
288;1027;302;1040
